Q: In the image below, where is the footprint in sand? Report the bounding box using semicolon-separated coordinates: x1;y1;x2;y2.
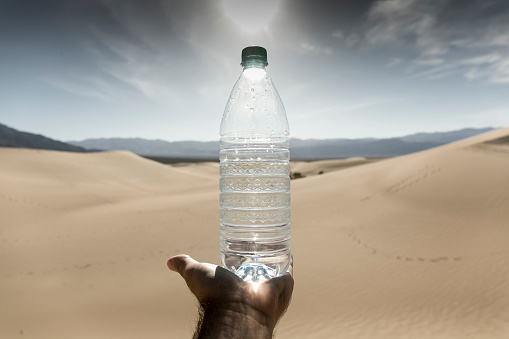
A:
349;229;469;264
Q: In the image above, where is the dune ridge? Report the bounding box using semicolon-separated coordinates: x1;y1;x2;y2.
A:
1;127;509;338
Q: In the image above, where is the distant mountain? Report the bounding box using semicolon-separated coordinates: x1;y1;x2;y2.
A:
69;127;495;160
291;127;494;159
68;138;219;159
0;123;89;152
291;138;440;159
2;122;494;159
399;128;494;143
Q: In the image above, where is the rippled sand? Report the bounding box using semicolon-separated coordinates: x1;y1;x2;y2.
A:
1;127;509;338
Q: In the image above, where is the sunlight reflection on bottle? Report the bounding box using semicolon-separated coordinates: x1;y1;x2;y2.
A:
233;263;274;283
250;281;262;293
244;68;266;81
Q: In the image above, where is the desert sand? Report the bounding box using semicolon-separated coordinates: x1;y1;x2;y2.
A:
1;127;509;338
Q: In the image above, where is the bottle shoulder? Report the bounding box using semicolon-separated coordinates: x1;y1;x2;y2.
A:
220;70;289;137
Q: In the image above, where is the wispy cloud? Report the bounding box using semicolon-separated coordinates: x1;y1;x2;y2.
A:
42;76;112;101
299;42;332;55
77;9;184;105
361;0;509;86
297;97;394;120
413;58;444;66
407;53;509;83
365;0;448;55
460;53;509;83
33;0;184;105
386;58;403;68
339;97;392;113
331;29;344;40
459;53;502;66
490;56;509;84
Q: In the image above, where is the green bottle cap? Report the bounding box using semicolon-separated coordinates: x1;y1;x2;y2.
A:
241;46;267;66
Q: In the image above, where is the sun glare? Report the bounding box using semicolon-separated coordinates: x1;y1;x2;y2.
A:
250;281;262;292
222;0;279;33
244;68;267;80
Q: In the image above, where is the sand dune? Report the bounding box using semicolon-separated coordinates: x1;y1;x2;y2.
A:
291;157;385;178
1;128;509;338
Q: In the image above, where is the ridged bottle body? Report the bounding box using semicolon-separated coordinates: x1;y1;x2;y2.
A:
220;62;290;282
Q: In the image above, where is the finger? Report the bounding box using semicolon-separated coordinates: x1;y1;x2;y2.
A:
267;263;294;295
167;256;179;271
287;255;294;278
167;254;198;277
269;272;294;294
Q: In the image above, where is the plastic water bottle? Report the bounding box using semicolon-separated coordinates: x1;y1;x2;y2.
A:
219;46;290;282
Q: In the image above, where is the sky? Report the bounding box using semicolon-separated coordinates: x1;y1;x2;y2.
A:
1;0;509;142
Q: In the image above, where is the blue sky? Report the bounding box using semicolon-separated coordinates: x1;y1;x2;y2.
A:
1;0;508;141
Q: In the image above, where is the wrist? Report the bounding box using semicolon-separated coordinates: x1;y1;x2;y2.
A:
197;301;275;339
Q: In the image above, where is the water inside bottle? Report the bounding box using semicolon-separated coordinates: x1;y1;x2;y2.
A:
219;140;291;282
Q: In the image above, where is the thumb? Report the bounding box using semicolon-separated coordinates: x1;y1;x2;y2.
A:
167;254;198;278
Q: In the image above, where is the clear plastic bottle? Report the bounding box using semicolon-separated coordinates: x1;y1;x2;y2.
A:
219;46;290;282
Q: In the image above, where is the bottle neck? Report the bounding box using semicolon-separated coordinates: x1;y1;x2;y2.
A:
242;60;267;70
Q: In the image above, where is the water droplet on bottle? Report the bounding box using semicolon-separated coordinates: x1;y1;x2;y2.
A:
250;108;254;112
251;88;254;92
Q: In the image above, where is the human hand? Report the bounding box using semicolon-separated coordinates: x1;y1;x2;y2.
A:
167;255;294;339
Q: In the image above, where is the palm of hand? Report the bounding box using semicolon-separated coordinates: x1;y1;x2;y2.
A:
168;255;294;327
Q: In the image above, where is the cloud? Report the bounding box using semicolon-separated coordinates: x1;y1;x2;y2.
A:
361;0;509;86
364;0;448;55
407;53;509;83
299;42;332;55
88;30;177;103
488;33;509;47
7;0;187;105
298;97;394;120
460;53;509;83
413;58;444;66
459;53;502;65
386;58;403;67
331;29;344;40
490;56;509;84
339;97;393;113
42;76;112;101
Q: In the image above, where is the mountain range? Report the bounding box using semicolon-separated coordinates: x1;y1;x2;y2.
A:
0;122;496;160
68;128;495;160
0;123;88;153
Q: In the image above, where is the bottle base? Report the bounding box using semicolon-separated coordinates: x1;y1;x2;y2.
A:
230;263;276;283
221;250;290;283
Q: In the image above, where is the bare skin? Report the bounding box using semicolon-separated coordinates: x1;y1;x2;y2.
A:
167;255;294;339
